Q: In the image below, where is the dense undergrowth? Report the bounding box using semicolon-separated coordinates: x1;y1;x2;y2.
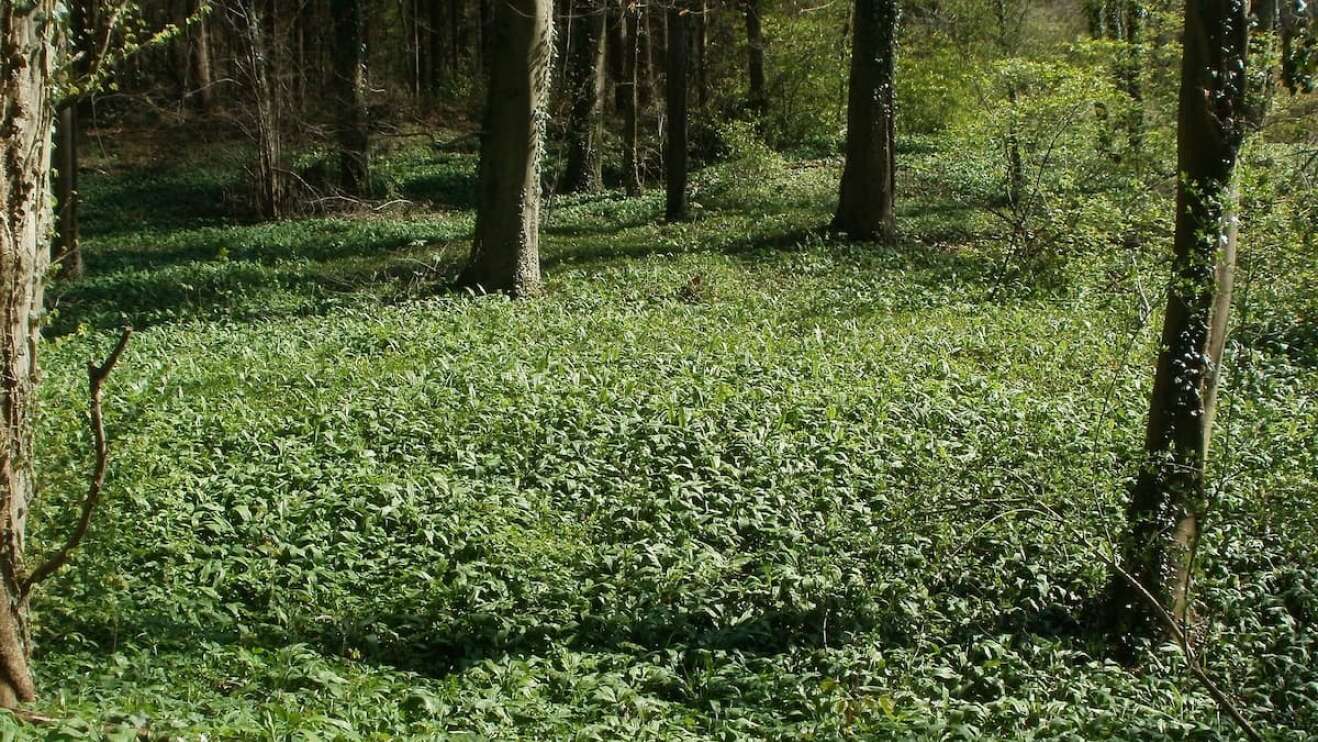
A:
8;130;1316;739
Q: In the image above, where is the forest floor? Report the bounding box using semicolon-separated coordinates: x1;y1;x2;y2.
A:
9;129;1316;739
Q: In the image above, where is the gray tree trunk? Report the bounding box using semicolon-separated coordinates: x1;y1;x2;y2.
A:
460;0;554;295
561;0;607;193
832;0;897;241
0;1;59;707
1110;0;1250;639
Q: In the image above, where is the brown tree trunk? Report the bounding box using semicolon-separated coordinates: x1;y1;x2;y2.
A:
1109;0;1249;639
561;0;607;192
744;0;766;112
0;2;58;708
622;5;642;196
332;0;370;195
832;0;897;241
665;3;690;221
460;0;553;295
52;0;88;280
607;4;626;112
52;104;84;280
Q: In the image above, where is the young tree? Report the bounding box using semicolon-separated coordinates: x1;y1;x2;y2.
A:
665;2;690;220
1109;0;1250;638
832;0;897;241
331;0;371;195
460;0;555;295
621;2;644;196
561;0;608;192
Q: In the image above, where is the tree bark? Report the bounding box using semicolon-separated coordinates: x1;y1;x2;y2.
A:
460;0;553;295
832;0;897;241
744;0;766;112
429;0;448;93
607;2;627;111
52;0;88;280
665;3;690;221
1109;0;1250;639
622;5;643;196
331;0;371;196
0;1;59;707
52;103;84;280
561;0;607;192
695;0;708;108
232;0;287;218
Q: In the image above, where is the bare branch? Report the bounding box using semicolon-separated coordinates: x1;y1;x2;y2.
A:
22;327;133;596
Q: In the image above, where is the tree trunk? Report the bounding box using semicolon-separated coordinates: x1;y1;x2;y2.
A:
1109;0;1249;639
665;4;690;221
695;0;708;108
744;0;766;112
429;0;448;93
460;0;553;295
832;0;897;241
0;2;58;708
1121;0;1144;154
52;104;84;280
607;3;627;112
561;0;607;192
622;5;643;196
234;0;287;218
331;0;370;195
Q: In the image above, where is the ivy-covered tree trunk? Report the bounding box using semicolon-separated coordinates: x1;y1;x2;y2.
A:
621;4;643;196
460;0;553;295
0;1;58;708
832;0;897;241
1109;0;1249;638
332;0;371;196
665;3;690;221
744;0;766;112
561;0;606;193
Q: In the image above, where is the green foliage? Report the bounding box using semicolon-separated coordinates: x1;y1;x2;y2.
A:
12;134;1318;739
759;3;850;153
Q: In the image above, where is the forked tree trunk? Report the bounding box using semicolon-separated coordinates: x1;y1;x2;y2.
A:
621;5;643;196
331;0;371;195
460;0;553;295
832;0;897;241
665;3;690;221
744;0;766;112
1109;0;1249;638
0;2;58;708
561;0;607;192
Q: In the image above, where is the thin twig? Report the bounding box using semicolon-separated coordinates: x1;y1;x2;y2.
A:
22;328;133;597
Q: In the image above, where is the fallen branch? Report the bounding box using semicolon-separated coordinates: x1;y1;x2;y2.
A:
22;327;133;597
